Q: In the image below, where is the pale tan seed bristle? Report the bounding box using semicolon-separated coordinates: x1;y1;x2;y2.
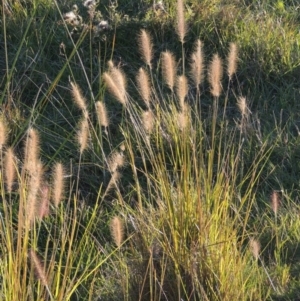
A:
227;43;238;80
4;147;17;193
110;216;124;247
209;54;223;97
176;75;188;111
38;183;50;220
0;119;7;150
176;0;186;44
27;160;43;224
161;51;176;92
237;97;250;120
271;191;280;215
29;249;48;287
138;29;153;69
77;117;90;154
24;127;40;174
142;110;154;134
108;151;124;174
95;101;109;128
103;69;127;105
136;68;151;108
189;39;204;90
249;238;260;260
70;82;87;112
52;162;65;207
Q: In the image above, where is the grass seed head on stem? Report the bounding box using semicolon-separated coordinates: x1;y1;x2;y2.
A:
29;249;48;287
70;81;88;113
77;116;90;154
4;147;17;193
52;162;65;207
103;68;127;106
95;101;109;128
271;191;280;215
189;39;204;90
227;43;238;80
110;216;124;247
136;68;151;108
138;29;153;69
176;75;188;111
161;51;176;92
176;0;186;44
0;118;7;150
249;238;260;260
24;127;40;174
209;54;223;97
142;110;154;134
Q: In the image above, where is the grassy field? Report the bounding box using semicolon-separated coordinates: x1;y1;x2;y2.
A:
1;0;300;300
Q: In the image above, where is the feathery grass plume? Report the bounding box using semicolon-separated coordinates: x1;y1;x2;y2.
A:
77;116;90;154
103;67;127;105
95;101;109;128
110;216;124;247
70;81;88;113
24;127;40;173
29;249;49;288
208;54;223;97
176;75;188;111
189;39;204;90
271;191;280;215
227;43;238;80
136;68;151;108
4;147;16;193
237;96;250;120
108;151;124;174
249;238;260;260
0;118;7;150
27;160;43;224
38;183;50;220
176;0;186;44
52;162;65;207
138;29;153;69
161;51;176;91
142;110;154;134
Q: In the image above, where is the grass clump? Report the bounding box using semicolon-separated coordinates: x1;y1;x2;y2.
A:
1;0;300;300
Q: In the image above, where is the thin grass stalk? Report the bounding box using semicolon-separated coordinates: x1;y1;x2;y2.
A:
176;0;186;74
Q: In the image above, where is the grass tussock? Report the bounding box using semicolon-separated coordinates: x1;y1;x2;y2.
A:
1;0;300;300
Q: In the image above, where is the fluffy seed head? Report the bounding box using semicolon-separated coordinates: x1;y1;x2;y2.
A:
176;0;186;44
4;147;17;193
161;51;176;91
70;82;87;112
38;183;50;220
29;249;48;287
209;54;223;97
271;191;280;215
95;101;109;128
77;117;90;154
0;119;7;150
103;68;127;105
227;43;238;79
176;75;188;111
189;39;204;89
249;238;260;260
24;127;40;174
237;97;250;120
136;68;151;107
138;29;153;69
108;151;125;174
110;216;124;247
142;110;154;134
52;162;65;207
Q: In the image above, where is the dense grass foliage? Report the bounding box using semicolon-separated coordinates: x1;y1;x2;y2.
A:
1;0;300;300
